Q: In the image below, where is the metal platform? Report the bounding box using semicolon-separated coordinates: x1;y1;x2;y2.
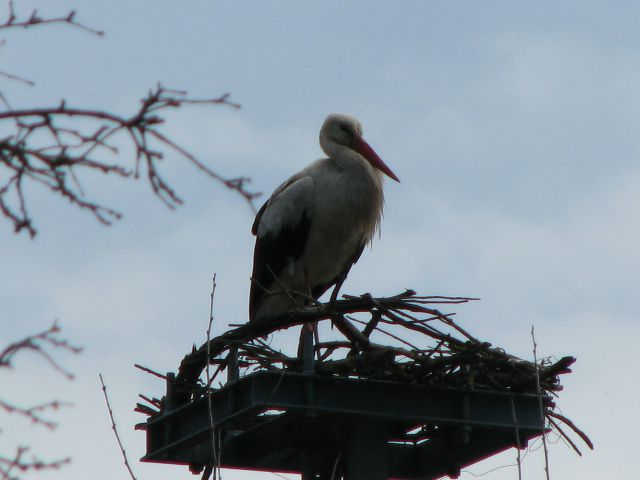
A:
142;371;547;479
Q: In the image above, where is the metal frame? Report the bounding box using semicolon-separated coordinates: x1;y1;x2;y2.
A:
142;370;547;479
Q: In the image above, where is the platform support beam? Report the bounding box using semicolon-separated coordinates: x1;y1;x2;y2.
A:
143;371;547;479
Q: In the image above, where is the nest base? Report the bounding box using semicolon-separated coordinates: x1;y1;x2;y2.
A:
142;371;546;479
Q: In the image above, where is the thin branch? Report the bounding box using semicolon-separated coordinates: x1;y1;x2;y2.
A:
546;411;594;451
532;326;551;480
509;396;523;480
0;399;72;430
1;85;256;237
0;322;79;479
349;315;421;351
205;274;220;480
99;374;138;480
0;447;70;480
0;321;82;377
133;363;167;380
547;417;583;457
0;69;34;86
0;1;104;35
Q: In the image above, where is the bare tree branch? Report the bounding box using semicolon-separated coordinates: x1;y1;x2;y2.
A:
547;410;594;452
1;323;79;480
0;447;70;480
1;2;258;237
0;321;82;377
0;1;103;36
0;69;33;86
0;85;258;237
205;274;222;480
0;399;72;430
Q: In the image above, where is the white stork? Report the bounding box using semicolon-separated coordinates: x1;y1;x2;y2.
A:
249;113;399;323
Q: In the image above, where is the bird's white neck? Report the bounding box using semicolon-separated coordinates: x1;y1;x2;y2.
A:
320;137;346;160
324;143;382;185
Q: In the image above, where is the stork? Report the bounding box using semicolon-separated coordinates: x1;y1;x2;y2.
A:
249;113;399;324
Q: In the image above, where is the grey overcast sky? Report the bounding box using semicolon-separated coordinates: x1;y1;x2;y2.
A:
2;1;638;479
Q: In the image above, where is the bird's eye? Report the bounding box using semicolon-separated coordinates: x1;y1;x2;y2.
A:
339;124;351;135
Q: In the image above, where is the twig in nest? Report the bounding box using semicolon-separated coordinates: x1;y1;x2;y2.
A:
138;393;161;409
172;291;480;396
546;411;594;451
349;316;420;351
547;416;583;457
134;363;167;380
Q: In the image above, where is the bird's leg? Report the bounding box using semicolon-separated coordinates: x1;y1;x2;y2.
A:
306;271;322;361
329;266;350;306
329;242;365;307
298;323;315;373
312;322;320;360
297;269;320;363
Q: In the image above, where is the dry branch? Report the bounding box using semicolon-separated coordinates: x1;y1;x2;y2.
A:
0;1;103;35
0;399;71;430
0;85;256;237
547;411;594;451
99;374;138;480
1;2;257;236
0;321;81;376
0;1;103;90
0;323;79;480
0;447;70;480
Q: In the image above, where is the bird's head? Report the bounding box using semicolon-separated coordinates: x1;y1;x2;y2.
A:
320;113;400;182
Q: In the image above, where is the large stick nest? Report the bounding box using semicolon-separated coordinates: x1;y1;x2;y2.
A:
137;289;592;454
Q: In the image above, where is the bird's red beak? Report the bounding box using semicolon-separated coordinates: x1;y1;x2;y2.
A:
356;138;400;182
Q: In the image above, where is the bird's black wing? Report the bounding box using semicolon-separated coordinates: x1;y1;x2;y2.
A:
249;175;314;321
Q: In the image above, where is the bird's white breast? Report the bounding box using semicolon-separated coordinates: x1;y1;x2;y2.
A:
296;154;383;284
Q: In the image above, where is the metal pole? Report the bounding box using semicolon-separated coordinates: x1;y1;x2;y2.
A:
301;466;316;480
164;372;176;453
227;346;239;383
301;447;316;480
302;325;315;373
346;420;388;480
